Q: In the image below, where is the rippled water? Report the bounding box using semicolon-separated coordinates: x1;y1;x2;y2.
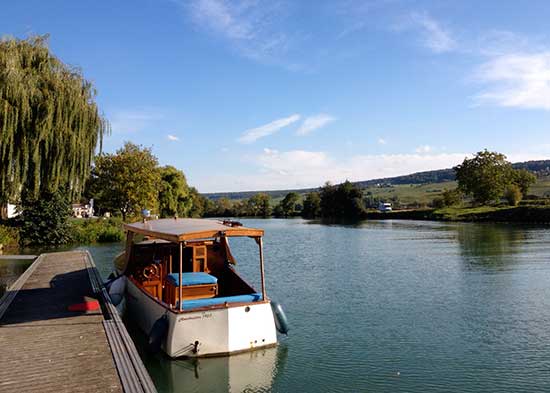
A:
0;258;33;297
6;219;550;392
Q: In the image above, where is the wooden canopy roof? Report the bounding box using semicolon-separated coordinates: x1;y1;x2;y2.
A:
123;218;263;243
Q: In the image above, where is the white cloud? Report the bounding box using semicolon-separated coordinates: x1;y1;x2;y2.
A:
185;0;294;66
473;52;550;110
258;149;330;176
296;113;336;135
475;30;537;57
109;110;162;133
198;145;550;192
399;12;456;53
167;134;180;141
415;145;432;153
377;137;387;145
238;114;301;144
199;149;471;192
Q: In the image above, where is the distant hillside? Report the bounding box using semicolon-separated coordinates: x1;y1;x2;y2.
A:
203;159;550;200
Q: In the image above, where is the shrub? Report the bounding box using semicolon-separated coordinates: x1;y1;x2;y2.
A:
18;191;72;246
432;197;445;208
70;217;124;244
0;225;19;248
97;226;124;243
441;189;462;207
504;184;522;206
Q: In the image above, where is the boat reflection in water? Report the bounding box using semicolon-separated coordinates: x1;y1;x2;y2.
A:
156;345;287;393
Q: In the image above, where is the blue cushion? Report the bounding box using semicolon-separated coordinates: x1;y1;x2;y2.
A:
178;293;263;310
166;272;218;287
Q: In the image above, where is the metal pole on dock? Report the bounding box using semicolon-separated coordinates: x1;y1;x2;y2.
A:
179;242;183;311
259;237;267;301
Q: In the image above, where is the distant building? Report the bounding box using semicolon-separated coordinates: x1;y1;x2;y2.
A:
72;199;94;218
378;202;392;212
0;203;19;219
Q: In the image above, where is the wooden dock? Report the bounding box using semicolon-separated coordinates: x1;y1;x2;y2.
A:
0;251;157;393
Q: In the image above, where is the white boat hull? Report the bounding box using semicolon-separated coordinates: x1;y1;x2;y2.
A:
126;279;278;358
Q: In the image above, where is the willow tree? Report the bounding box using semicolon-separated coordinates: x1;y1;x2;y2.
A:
0;35;108;204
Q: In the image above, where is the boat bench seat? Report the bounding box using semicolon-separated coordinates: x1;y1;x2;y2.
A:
166;272;218;286
177;293;263;310
164;273;219;303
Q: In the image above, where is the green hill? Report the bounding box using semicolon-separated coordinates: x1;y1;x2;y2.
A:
203;159;550;201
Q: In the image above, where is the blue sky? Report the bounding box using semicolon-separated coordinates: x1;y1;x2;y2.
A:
2;0;550;192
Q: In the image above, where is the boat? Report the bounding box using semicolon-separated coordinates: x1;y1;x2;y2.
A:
111;217;288;358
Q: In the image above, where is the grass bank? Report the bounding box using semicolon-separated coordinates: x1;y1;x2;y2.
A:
1;217;125;252
365;205;550;223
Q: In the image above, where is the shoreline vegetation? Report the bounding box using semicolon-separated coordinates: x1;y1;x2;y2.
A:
364;205;550;223
1;36;550;252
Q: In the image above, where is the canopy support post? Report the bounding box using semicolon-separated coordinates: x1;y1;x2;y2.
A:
179;241;183;311
258;237;267;301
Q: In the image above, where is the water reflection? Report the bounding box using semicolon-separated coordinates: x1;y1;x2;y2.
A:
0;259;32;297
154;346;286;393
123;307;287;393
455;224;527;269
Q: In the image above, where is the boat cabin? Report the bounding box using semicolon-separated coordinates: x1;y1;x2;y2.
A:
117;218;267;312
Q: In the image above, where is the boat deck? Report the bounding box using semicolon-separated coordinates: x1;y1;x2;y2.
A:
0;251;156;393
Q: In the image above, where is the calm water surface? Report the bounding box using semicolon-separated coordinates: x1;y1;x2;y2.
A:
0;259;33;297
6;219;550;392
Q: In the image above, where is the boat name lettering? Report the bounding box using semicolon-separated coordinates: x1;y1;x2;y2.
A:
178;312;212;322
178;316;202;322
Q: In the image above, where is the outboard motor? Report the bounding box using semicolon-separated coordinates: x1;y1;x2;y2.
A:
270;301;289;335
148;315;169;354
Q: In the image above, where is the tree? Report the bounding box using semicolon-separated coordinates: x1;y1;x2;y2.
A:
274;192;300;217
88;142;160;220
0;36;108;203
512;169;536;196
18;190;73;245
454;150;514;204
504;184;522;206
247;193;272;217
320;181;365;218
432;188;463;209
302;192;321;218
188;187;207;218
441;188;462;206
158;166;192;218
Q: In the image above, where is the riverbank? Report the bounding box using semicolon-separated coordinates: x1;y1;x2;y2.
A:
366;205;550;223
0;217;124;252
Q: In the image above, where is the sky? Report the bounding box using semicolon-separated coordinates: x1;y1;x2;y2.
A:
2;0;550;192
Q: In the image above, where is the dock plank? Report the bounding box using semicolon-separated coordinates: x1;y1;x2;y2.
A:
0;251;149;393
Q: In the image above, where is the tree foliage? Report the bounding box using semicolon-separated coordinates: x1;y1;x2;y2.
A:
158;165;192;218
454;150;538;204
512;169;536;196
274;192;300;217
320;181;365;218
432;188;463;208
247;193;272;217
0;35;108;203
88;142;160;220
18;190;73;245
504;184;522;206
302;192;321;218
188;187;207;218
454;150;514;204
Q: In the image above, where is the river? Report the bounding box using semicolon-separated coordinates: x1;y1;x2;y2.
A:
3;219;550;392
